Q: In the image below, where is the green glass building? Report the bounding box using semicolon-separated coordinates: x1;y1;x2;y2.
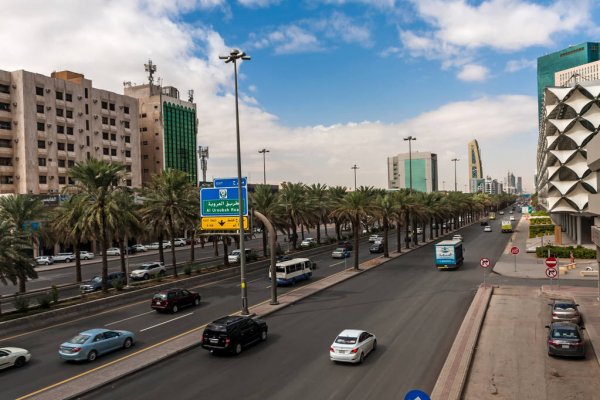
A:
537;42;600;124
163;102;198;184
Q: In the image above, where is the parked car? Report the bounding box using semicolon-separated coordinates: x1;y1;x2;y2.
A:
549;300;582;324
106;247;121;256
228;249;256;263
337;241;353;251
126;244;146;254
146;242;160;250
162;240;172;249
452;234;463;242
369;242;384;253
300;238;317;248
546;322;585;358
484;226;492;232
173;238;186;247
151;288;201;313
509;210;514;214
330;329;377;364
509;216;515;221
79;251;95;260
58;329;134;362
416;227;423;234
368;234;382;243
53;252;74;263
0;347;31;369
499;211;505;215
129;262;166;280
332;247;351;259
80;272;126;293
276;254;291;262
200;315;268;355
35;255;54;265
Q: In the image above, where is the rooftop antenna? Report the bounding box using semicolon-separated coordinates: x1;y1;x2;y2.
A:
188;89;194;102
144;59;157;86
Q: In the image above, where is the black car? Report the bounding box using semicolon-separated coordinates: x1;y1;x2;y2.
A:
337;241;353;251
369;242;384;253
200;315;268;355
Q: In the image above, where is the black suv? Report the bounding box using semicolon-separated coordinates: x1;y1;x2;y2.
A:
200;315;268;355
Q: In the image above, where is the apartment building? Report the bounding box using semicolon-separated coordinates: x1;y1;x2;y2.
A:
0;69;141;195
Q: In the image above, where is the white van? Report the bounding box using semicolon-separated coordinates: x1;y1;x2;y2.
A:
269;258;313;286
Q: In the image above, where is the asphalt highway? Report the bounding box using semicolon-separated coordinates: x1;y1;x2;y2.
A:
0;229;408;400
79;217;523;400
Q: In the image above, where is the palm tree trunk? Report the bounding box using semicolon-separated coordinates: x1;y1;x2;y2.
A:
158;232;165;264
383;216;389;258
353;216;359;270
323;217;329;238
223;237;229;267
101;206;109;292
396;220;402;253
262;226;268;257
190;231;195;262
316;221;321;244
74;242;82;283
405;213;410;249
169;218;178;278
213;236;219;256
119;238;126;274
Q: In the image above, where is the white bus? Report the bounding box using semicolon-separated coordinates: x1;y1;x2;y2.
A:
269;258;313;286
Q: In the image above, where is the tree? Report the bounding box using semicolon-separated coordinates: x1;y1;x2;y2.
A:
140;169;197;278
306;183;329;245
68;159;127;291
250;184;281;257
113;189;142;275
0;220;32;295
328;186;348;240
373;193;395;257
279;182;310;250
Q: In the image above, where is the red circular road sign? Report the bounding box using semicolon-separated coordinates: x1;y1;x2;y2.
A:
545;257;558;268
510;246;520;255
546;267;558;279
480;258;491;268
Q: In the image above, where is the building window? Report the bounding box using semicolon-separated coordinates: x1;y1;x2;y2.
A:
140;127;147;132
38;157;46;166
66;93;72;102
0;139;11;148
84;88;88;98
0;84;9;94
68;177;74;184
142;141;148;145
110;118;115;126
143;155;149;160
125;150;131;157
0;121;11;130
124;136;130;143
101;101;108;110
37;122;45;131
85;120;89;130
141;113;147;118
124;106;129;114
56;91;63;100
109;103;115;111
102;116;108;124
0;102;10;111
126;179;132;186
110;133;116;141
57;142;65;151
36;104;44;114
86;151;91;160
0;157;11;166
86;136;90;146
68;160;74;167
67;143;74;152
67;126;74;135
39;175;47;184
143;168;149;173
35;86;44;96
102;132;109;140
125;165;131;172
38;140;46;149
85;104;89;115
110;148;117;156
103;148;109;155
0;175;13;184
124;121;130;129
56;108;64;117
58;159;65;167
57;125;65;134
58;176;66;184
66;109;73;119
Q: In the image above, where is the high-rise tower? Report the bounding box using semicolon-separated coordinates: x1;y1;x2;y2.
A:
468;139;483;193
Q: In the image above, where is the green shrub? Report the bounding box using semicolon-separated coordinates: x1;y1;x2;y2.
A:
529;224;554;238
14;295;29;312
50;285;59;304
37;294;51;309
111;278;124;291
535;245;596;259
530;218;552;225
184;265;192;276
531;210;549;216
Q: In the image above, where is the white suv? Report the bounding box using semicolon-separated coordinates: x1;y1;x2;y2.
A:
173;238;186;247
228;249;256;263
129;262;166;280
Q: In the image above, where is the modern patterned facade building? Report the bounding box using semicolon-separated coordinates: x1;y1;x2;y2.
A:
555;60;600;87
387;151;438;192
125;83;197;185
0;69;141;195
536;83;600;244
537;43;600;126
468;139;483;193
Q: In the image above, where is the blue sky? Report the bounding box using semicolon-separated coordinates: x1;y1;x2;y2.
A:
3;0;600;192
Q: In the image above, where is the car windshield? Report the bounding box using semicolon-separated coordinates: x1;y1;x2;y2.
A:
554;303;576;311
69;334;91;344
153;293;167;300
335;336;357;344
552;328;580;339
276;266;286;273
91;276;101;283
334;248;345;252
231;250;240;255
140;265;152;270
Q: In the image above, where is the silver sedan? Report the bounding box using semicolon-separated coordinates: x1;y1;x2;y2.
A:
330;329;377;364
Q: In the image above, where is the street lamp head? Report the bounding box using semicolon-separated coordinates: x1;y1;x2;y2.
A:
403;136;416;141
242;55;251;61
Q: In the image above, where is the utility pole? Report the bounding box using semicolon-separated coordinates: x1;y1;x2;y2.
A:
351;164;359;190
258;148;269;184
403;136;416;192
451;158;460;192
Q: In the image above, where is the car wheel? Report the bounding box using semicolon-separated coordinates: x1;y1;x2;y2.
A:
194;298;200;306
260;330;267;341
234;343;242;355
159;270;165;277
14;356;26;368
45;262;50;265
123;338;133;349
372;340;377;352
87;350;97;362
172;305;178;313
143;274;149;280
358;352;364;364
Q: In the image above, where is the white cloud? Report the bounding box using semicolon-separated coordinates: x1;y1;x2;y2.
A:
0;0;537;191
318;0;397;7
505;58;536;72
237;0;281;7
313;12;373;47
457;64;489;82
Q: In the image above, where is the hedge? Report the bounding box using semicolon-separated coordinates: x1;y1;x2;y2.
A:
529;224;555;238
535;245;596;259
530;217;552;225
532;211;549;216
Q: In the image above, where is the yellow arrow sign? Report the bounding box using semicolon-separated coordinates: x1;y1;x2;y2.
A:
201;216;249;230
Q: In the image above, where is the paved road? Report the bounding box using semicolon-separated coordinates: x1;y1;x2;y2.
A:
79;218;524;400
0;230;407;400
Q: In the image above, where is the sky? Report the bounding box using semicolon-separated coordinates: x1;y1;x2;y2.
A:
3;0;600;193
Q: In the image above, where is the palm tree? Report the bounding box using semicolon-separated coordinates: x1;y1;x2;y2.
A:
306;183;329;245
250;184;281;257
328;186;348;240
0;219;34;298
279;182;310;249
389;189;411;252
140;169;197;278
50;196;89;283
331;191;376;270
373;193;395;257
68;159;127;291
113;189;142;275
0;194;44;292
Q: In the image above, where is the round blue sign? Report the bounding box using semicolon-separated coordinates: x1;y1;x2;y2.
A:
404;389;431;400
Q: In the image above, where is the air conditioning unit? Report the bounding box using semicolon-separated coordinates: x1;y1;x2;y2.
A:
93;99;98;103
45;88;51;93
48;140;53;144
50;176;54;180
13;138;18;143
121;150;125;153
14;157;19;161
46;106;52;110
12;120;18;125
12;102;17;107
78;112;83;116
77;95;82;100
93;115;98;119
46;123;52;127
94;130;99;135
79;144;84;148
11;84;16;89
95;146;99;150
15;175;20;179
78;128;84;133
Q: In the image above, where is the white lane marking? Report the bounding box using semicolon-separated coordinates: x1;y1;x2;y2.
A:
248;277;264;283
265;285;271;289
139;312;194;332
105;310;155;327
329;261;344;268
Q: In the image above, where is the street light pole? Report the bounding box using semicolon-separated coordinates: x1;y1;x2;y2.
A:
351;164;359;190
258;148;269;184
403;136;416;192
451;158;460;192
220;48;251;315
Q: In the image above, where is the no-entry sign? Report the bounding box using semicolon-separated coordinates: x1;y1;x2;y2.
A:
546;267;558;279
480;258;491;268
511;246;520;255
545;257;558;269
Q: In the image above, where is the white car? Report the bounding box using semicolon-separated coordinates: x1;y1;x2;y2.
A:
452;234;463;242
35;255;54;265
368;234;381;243
146;243;160;250
106;247;121;256
0;347;31;369
228;249;255;263
300;238;316;248
53;252;74;263
330;329;377;364
80;251;95;260
484;226;492;232
173;238;186;247
416;227;423;234
509;216;515;221
129;262;166;280
131;244;147;252
162;240;172;249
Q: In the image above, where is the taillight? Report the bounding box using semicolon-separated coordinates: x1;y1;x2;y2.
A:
548;340;559;347
72;347;81;353
351;348;358;353
330;347;334;353
225;338;231;347
552;312;557;316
